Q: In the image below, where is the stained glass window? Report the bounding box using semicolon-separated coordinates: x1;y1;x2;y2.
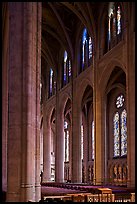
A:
82;28;87;69
49;68;56;97
92;121;94;160
63;51;71;86
49;68;53;96
108;3;122;50
89;36;92;60
69;60;71;77
108;8;113;40
108;4;115;43
117;5;121;35
81;28;93;72
113;94;127;158
81;124;84;160
64;51;67;84
116;94;124;108
121;109;127;156
113;112;120;157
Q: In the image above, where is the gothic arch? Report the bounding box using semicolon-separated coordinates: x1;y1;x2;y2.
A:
99;59;126;96
77;79;93;110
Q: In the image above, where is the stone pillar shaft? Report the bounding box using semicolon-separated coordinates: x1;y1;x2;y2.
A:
71;104;82;183
68;124;72;181
94;93;104;185
83;117;88;182
43;112;51;182
34;2;42;201
7;2;41;202
127;5;135;187
55;108;64;182
2;2;9;193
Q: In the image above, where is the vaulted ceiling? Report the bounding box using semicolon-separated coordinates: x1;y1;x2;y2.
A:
41;2;106;82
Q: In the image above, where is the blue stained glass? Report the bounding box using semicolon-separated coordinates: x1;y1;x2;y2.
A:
121;109;127;156
114;112;120;157
82;28;87;68
50;68;53;95
108;6;114;42
64;51;67;83
82;28;87;43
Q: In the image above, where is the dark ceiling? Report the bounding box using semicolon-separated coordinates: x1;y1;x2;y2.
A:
41;2;106;82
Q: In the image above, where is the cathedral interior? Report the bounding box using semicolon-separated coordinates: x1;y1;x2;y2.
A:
2;2;135;202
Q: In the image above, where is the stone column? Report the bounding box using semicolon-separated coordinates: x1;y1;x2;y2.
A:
34;2;42;201
83;116;88;183
7;2;41;202
40;124;43;172
55;98;64;182
68;123;72;181
43;107;51;182
127;3;135;188
71;100;82;183
94;91;105;185
2;2;9;194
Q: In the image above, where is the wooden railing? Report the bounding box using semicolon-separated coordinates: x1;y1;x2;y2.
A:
42;192;135;202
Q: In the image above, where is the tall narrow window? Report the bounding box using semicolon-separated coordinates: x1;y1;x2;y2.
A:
68;60;71;78
117;5;122;35
64;121;69;162
82;28;87;69
49;68;53;97
64;51;67;85
81;124;84;160
40;82;42;102
92;121;94;160
113;112;120;157
121;109;127;156
108;3;122;50
113;94;127;157
49;68;56;98
80;28;93;73
89;36;93;60
63;51;71;87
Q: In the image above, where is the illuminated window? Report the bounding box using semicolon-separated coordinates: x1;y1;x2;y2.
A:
108;3;122;50
80;28;93;73
40;82;42;101
121;109;127;156
63;51;71;87
68;60;71;78
49;68;53;97
89;36;93;60
49;68;56;98
64;121;69;162
64;51;67;84
113;112;120;157
117;5;122;35
92;121;94;160
81;124;84;160
116;94;124;108
113;94;127;157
